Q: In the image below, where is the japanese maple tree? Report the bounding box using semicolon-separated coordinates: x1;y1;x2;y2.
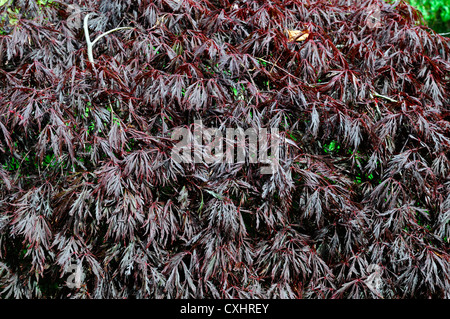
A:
0;0;449;298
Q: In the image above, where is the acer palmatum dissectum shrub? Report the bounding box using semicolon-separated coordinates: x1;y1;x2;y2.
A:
0;0;449;299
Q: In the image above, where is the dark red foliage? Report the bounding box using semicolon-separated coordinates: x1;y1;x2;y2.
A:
0;0;449;298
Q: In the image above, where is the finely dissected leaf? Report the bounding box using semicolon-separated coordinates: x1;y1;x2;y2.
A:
0;0;449;299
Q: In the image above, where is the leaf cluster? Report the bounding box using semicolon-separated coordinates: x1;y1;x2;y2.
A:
0;0;449;298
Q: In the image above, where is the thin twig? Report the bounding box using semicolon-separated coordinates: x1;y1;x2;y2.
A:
371;91;398;103
256;57;301;81
91;27;134;46
245;67;258;93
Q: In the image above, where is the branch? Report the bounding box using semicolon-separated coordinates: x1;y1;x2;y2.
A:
84;13;94;63
83;13;134;64
91;27;134;46
370;91;398;103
